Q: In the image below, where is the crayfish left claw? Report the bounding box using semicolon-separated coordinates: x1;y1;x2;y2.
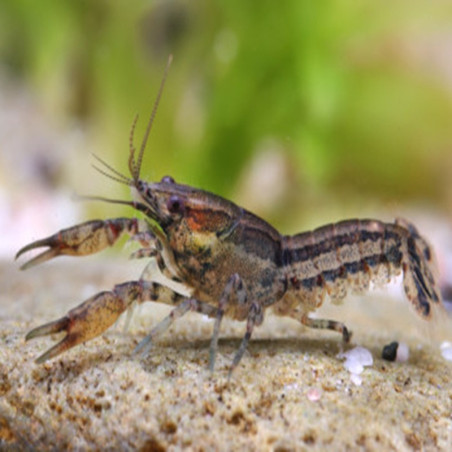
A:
26;316;76;363
26;288;129;363
26;316;70;341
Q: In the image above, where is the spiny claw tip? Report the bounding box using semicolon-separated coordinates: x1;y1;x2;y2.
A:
15;246;29;261
34;337;70;364
26;328;41;341
19;261;33;271
17;248;60;271
26;317;70;341
35;352;51;364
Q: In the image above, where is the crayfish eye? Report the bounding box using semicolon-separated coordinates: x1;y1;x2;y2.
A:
161;175;175;184
167;195;184;214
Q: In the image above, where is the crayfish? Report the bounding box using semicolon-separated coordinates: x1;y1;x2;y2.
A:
17;58;443;375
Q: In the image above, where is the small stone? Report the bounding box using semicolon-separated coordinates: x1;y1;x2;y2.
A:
440;342;452;361
337;346;373;374
350;374;362;386
395;342;409;362
382;342;398;361
306;387;321;402
382;342;409;362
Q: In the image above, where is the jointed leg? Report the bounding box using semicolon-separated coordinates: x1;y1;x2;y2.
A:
298;314;351;343
130;247;183;284
209;273;247;372
228;302;264;379
129;231;183;283
134;299;218;356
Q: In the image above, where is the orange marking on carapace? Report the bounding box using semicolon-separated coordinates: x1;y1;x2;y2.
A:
187;210;206;231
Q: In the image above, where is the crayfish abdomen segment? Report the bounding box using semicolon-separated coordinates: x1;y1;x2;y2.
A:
281;219;441;319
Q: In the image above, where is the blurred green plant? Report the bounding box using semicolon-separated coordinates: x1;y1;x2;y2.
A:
1;0;452;227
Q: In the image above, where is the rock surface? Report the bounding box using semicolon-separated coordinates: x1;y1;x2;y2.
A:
1;258;452;451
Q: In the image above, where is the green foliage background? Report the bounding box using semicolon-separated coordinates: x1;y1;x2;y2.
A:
1;0;452;230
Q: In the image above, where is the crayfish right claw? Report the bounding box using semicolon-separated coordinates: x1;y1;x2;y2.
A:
16;237;61;270
16;218;140;270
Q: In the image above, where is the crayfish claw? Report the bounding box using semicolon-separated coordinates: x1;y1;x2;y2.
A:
26;316;77;363
26;316;70;341
16;233;67;270
15;236;55;260
19;248;61;271
14;236;52;259
34;334;80;364
17;218;142;270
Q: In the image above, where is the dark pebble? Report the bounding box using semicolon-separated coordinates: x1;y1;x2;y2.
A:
382;342;399;361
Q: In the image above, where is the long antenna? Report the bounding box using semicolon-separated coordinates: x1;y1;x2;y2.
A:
72;193;157;220
72;193;138;207
131;54;173;182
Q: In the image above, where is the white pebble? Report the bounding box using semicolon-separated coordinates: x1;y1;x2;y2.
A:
337;346;373;374
440;342;452;362
395;342;409;362
350;373;363;386
306;387;321;401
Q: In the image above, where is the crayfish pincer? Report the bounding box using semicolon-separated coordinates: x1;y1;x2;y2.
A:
17;58;443;376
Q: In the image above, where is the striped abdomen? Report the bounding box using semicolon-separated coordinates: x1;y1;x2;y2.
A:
281;219;441;318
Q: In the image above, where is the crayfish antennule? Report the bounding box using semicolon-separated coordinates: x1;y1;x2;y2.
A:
128;113;139;180
90;153;131;186
133;55;173;182
129;113;139;154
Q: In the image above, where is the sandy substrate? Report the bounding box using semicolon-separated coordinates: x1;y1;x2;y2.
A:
1;257;452;451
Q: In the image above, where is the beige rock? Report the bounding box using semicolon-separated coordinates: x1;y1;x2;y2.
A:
1;259;452;450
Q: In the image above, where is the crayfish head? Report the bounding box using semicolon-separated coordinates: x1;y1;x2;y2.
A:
131;175;188;228
133;175;242;252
